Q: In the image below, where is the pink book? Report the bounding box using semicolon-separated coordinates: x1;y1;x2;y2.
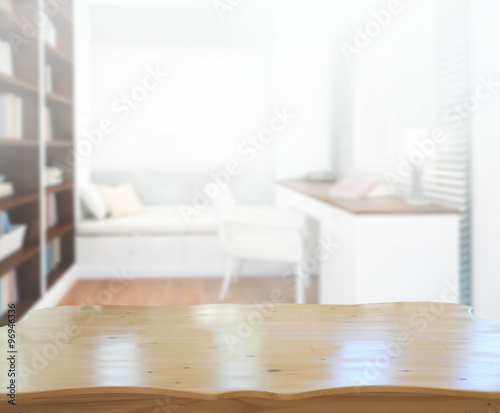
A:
328;178;378;200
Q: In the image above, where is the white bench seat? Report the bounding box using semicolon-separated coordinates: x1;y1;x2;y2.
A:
78;206;218;235
76;205;291;277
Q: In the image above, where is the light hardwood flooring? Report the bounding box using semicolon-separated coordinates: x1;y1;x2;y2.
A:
58;276;319;306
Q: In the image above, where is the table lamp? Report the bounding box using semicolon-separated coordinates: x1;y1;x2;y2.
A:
400;129;431;205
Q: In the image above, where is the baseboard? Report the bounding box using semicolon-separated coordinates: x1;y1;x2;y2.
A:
29;266;78;314
75;262;292;279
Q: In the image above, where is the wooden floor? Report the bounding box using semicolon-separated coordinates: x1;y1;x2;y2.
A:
58;276;319;306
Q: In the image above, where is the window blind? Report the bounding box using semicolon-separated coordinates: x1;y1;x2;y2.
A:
335;0;472;304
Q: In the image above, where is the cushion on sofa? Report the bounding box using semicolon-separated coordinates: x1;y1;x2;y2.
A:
81;183;108;220
98;184;145;218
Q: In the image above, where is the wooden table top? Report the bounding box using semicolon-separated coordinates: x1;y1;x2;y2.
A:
1;303;499;402
279;180;459;214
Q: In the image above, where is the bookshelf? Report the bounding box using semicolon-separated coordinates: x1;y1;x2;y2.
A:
0;0;74;325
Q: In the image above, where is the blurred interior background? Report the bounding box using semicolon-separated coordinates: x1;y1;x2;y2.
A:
0;0;499;325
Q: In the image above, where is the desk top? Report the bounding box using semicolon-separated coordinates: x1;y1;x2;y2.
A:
279;180;459;214
1;303;499;402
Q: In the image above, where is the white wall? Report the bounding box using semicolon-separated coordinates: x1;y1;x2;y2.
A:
272;1;339;179
75;0;340;205
471;0;500;323
88;7;274;172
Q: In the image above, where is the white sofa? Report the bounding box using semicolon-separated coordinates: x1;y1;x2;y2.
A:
77;206;289;278
78;206;218;236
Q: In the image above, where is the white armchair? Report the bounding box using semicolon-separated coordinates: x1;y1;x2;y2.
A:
212;188;308;303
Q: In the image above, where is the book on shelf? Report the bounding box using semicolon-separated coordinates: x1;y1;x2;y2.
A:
44;106;53;141
0;211;11;235
0;39;13;76
45;19;57;48
0;94;23;139
0;182;13;199
45;166;63;186
46;193;58;229
45;64;53;93
0;0;13;13
45;238;61;277
0;270;18;317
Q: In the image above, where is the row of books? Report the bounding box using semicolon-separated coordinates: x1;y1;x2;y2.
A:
0;1;61;48
0;270;18;318
0;94;23;139
45;106;54;141
0;41;56;92
0;175;13;199
45;19;57;48
0;99;56;141
1;43;55;82
0;210;11;235
46;193;58;229
45;237;61;277
1;36;60;99
0;38;13;76
45;64;53;93
46;166;63;186
0;182;13;198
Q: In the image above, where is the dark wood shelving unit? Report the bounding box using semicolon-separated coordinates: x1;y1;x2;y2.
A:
45;43;73;66
46;91;73;107
0;8;23;32
0;71;39;94
0;193;39;211
46;140;73;147
59;10;73;24
0;139;39;146
47;261;72;289
47;222;73;244
0;0;74;325
0;244;40;277
46;181;73;195
0;295;38;325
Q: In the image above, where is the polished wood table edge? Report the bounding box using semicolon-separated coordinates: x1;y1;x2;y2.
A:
9;384;500;403
277;180;460;214
3;303;499;402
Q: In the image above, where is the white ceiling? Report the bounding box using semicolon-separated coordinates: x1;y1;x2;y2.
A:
89;4;276;46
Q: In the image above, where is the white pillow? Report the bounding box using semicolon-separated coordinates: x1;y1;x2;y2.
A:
81;184;108;220
98;184;145;218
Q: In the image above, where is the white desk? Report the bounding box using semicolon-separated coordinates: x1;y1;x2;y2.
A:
277;181;460;305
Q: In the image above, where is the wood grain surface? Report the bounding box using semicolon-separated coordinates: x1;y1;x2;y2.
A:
1;303;499;412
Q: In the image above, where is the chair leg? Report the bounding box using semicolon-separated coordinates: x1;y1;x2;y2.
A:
303;271;310;288
232;260;243;283
219;258;240;301
295;263;305;304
